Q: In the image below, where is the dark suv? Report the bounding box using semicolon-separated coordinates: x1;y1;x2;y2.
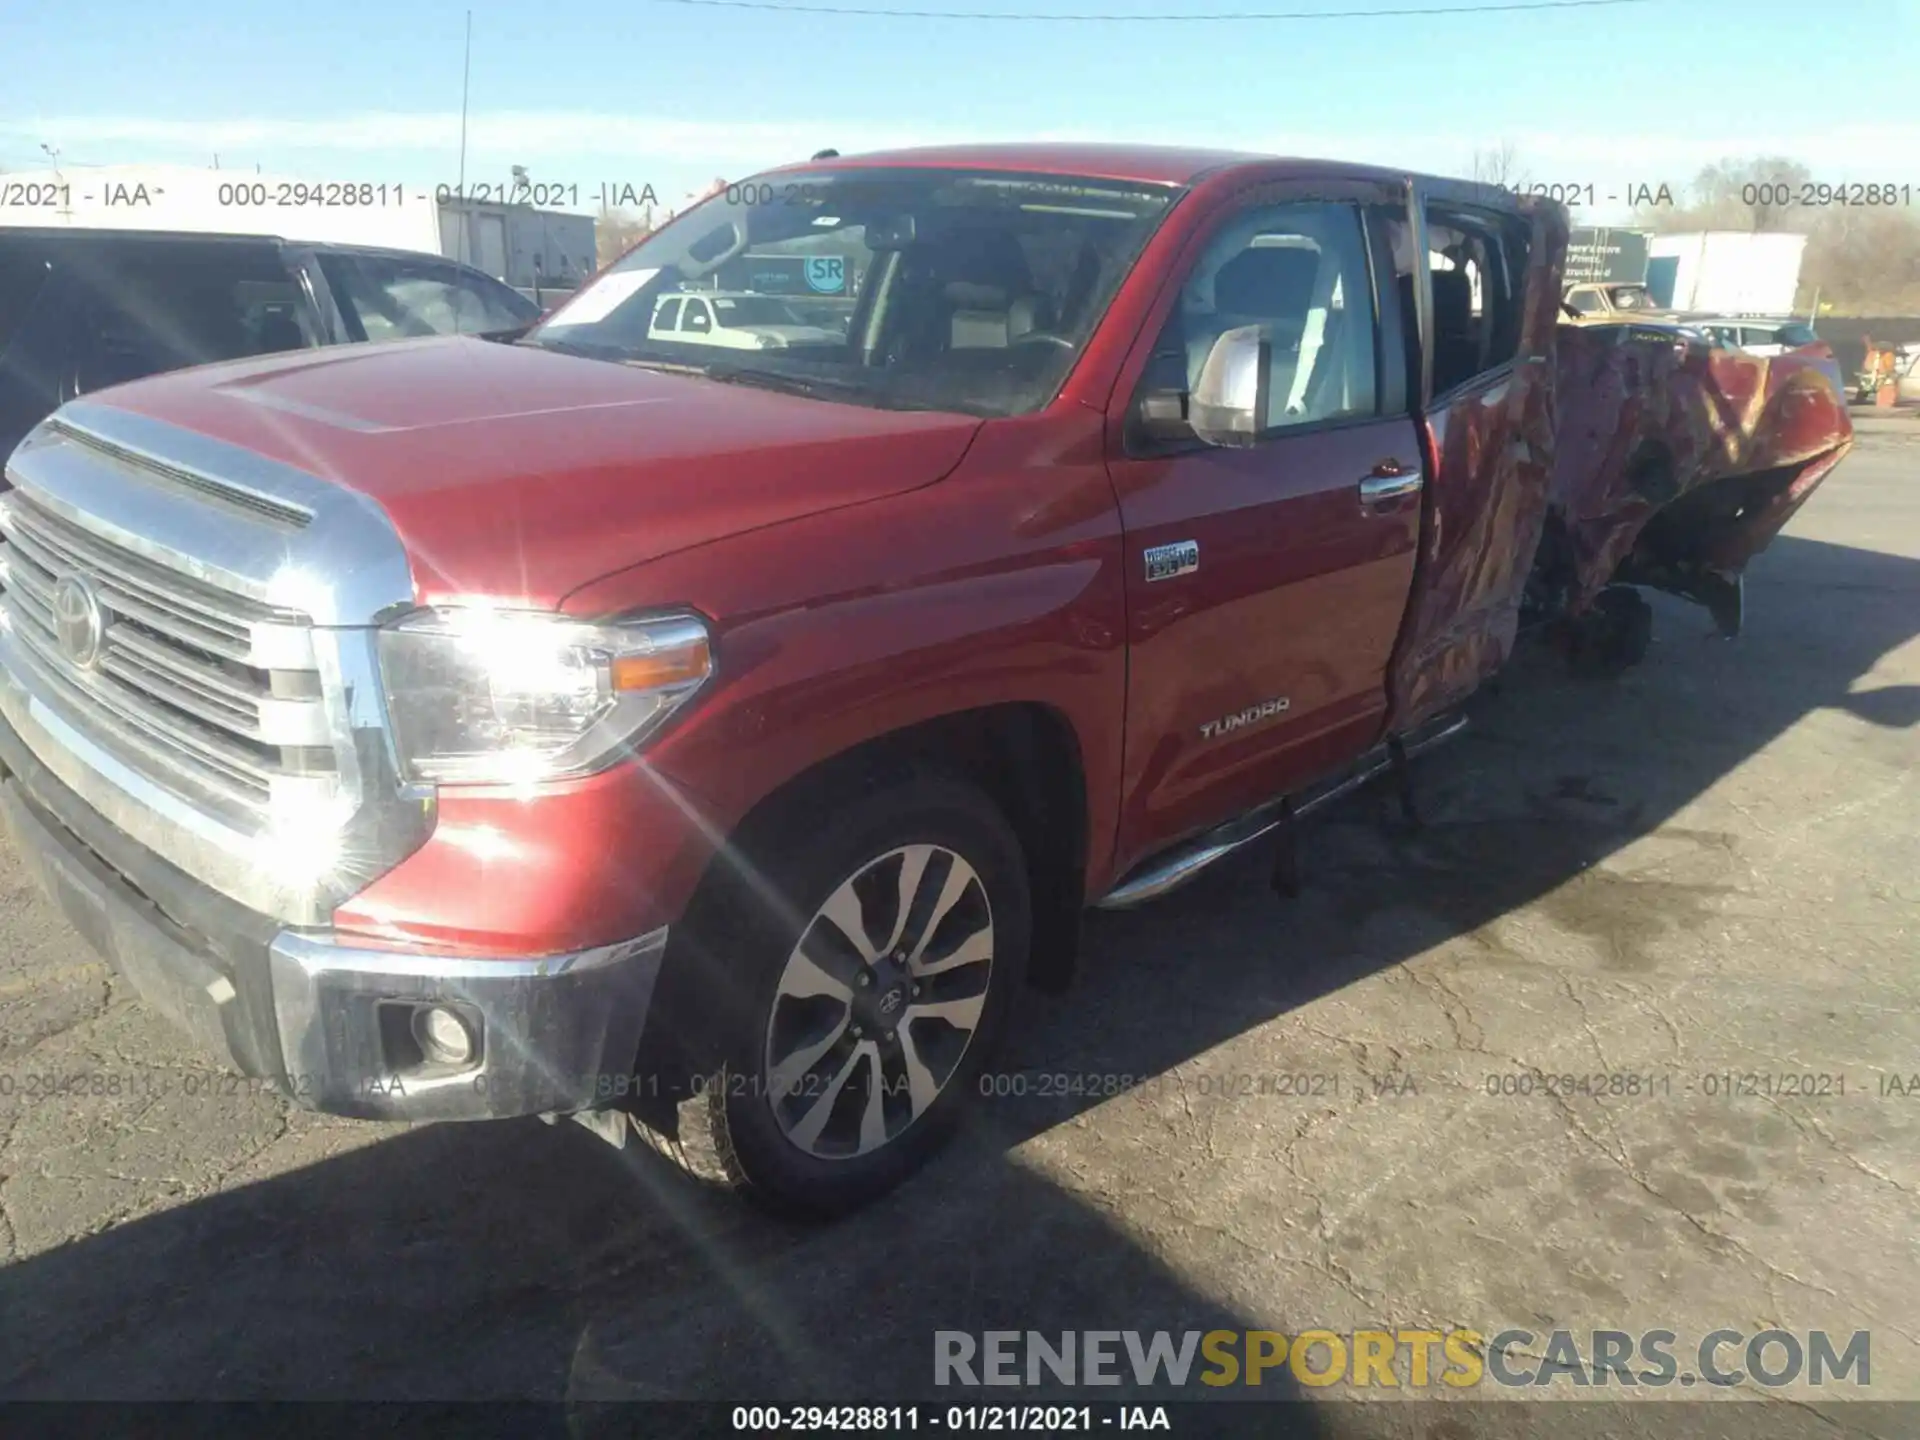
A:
0;229;541;459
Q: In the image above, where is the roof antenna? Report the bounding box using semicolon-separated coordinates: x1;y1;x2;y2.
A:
811;149;840;161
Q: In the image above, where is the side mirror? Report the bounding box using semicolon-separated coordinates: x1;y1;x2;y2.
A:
1189;325;1270;448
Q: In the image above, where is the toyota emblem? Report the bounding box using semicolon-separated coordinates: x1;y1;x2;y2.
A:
51;574;106;670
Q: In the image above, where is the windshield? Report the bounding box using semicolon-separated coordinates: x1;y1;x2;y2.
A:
527;167;1180;417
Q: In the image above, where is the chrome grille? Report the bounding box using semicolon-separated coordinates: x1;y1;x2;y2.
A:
0;488;330;821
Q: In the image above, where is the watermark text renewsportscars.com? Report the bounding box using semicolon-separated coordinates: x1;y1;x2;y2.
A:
934;1328;1871;1390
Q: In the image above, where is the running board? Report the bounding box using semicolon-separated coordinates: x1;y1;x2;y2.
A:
1094;713;1469;911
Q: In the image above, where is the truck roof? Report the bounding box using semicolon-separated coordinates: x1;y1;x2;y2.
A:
0;226;286;247
765;143;1428;190
0;226;494;269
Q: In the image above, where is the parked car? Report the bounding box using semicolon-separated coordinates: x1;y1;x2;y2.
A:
0;147;1853;1217
1690;315;1817;356
0;228;540;460
1685;316;1846;399
644;289;844;349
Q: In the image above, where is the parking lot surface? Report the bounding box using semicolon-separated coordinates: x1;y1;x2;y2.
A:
1;419;1914;1432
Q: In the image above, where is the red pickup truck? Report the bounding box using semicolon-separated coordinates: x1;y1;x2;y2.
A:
0;146;1852;1215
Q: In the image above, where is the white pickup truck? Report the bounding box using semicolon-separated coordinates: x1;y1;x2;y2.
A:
648;290;842;350
1562;281;1681;324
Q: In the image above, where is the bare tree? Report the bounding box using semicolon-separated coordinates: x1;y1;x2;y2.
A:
1633;155;1814;233
1467;140;1528;190
1799;206;1920;314
594;203;655;268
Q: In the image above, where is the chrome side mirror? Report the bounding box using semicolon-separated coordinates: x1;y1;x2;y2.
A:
1190;325;1270;448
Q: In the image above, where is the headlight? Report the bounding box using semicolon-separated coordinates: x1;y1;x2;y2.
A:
377;607;712;785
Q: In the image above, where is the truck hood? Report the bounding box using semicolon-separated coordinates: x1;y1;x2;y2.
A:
92;336;983;607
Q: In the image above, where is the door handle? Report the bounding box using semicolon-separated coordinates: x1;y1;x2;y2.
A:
1359;466;1423;506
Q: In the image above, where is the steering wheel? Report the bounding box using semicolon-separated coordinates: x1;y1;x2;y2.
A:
1011;330;1077;351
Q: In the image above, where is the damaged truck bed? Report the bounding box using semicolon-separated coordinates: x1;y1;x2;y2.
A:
1538;321;1854;642
1380;190;1851;736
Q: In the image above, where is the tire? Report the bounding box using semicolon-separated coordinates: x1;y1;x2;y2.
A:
645;768;1030;1217
1567;585;1653;676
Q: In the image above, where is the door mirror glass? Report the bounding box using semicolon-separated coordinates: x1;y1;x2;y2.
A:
1189;325;1269;447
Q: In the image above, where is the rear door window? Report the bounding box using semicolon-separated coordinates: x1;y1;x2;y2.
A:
0;246;70;451
0;248;54;354
60;239;310;388
1424;203;1531;395
4;238;311;450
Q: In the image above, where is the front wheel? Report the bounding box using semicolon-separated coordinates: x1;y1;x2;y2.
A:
652;771;1030;1217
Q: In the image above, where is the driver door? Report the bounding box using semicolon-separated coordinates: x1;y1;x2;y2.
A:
1106;181;1425;867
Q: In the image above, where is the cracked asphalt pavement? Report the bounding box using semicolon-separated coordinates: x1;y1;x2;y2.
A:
0;418;1914;1433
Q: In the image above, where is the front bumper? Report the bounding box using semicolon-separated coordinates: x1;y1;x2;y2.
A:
0;711;666;1122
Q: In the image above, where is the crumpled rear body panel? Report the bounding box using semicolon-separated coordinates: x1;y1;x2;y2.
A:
1385;207;1851;732
1384;195;1566;731
1546;326;1854;614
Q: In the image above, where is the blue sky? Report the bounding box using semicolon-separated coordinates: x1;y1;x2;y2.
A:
1;0;1906;224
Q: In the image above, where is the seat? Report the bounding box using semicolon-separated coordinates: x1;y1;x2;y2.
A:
1183;245;1318;398
254;312;307;354
921;231;1044;350
947;281;1016;349
1430;268;1480;393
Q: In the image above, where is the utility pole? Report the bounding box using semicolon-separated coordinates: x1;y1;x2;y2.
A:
456;9;472;265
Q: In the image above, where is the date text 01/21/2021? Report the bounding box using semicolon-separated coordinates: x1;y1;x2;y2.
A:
731;1405;1171;1432
0;179;663;212
209;181;663;209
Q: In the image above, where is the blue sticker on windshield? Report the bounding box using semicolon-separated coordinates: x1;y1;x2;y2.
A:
805;257;846;293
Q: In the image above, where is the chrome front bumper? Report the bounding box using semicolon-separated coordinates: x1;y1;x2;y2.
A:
268;927;666;1121
0;712;666;1122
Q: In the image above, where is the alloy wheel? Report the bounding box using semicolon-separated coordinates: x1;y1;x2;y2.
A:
762;843;995;1160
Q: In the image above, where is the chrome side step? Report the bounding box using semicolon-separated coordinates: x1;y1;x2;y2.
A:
1094;712;1469;910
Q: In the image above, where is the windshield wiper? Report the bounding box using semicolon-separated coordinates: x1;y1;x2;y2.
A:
698;364;875;400
517;334;639;363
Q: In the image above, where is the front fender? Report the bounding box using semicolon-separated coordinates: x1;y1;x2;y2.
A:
564;410;1132;903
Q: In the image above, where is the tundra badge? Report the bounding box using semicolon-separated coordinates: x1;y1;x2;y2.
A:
1200;697;1291;740
1144;540;1199;582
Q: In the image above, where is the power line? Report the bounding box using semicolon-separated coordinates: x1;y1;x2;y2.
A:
646;0;1648;19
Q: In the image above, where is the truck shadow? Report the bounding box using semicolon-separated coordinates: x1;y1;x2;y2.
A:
0;533;1912;1419
1020;532;1918;1101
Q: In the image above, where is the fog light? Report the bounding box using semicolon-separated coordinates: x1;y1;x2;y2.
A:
413;1005;476;1066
